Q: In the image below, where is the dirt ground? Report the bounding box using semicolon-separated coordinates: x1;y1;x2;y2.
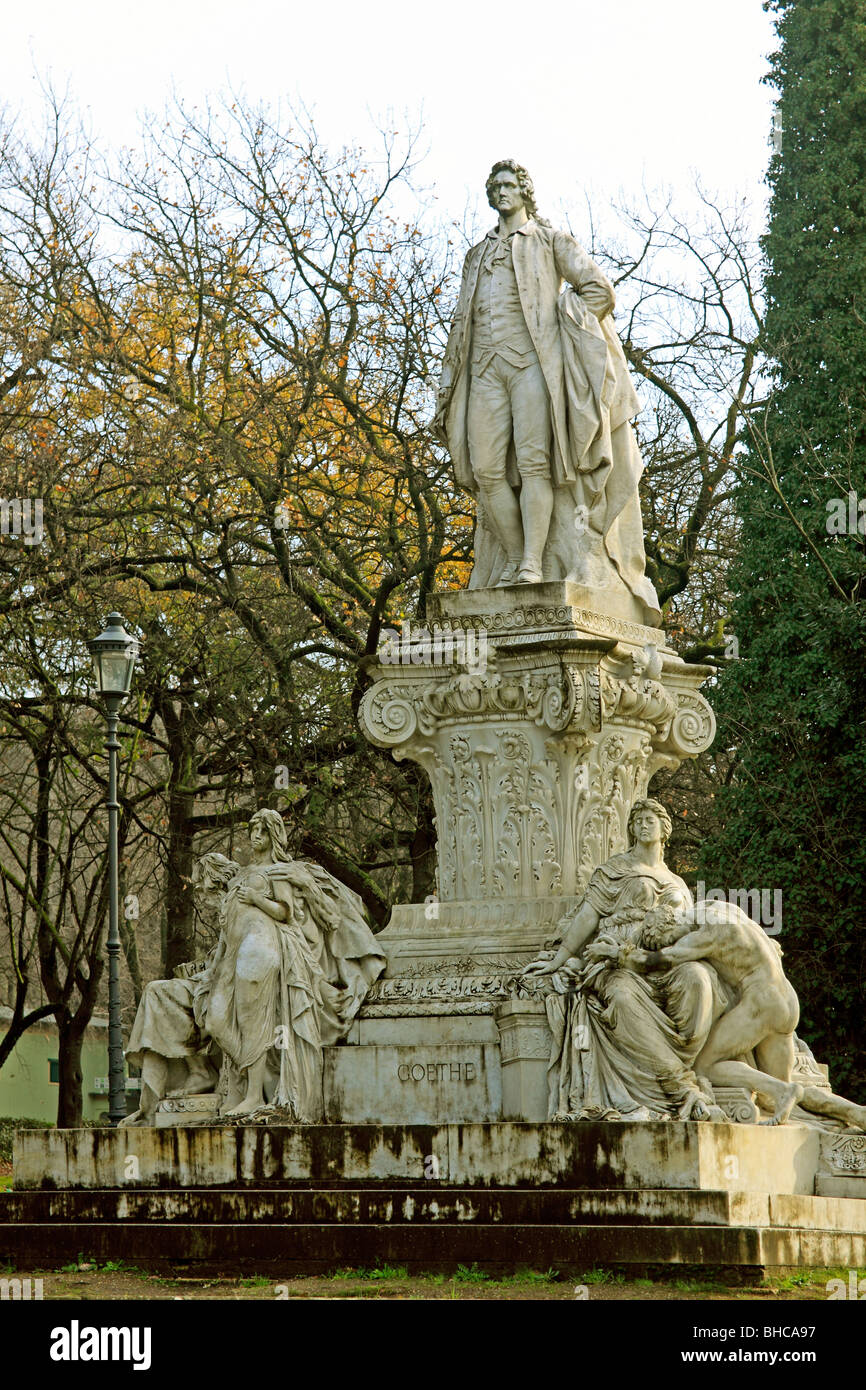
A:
1;1264;840;1300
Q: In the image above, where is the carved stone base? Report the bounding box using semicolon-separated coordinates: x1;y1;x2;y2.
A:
11;1119;829;1195
356;589;717;1121
424;580;665;650
360;593;715;993
495;999;551;1122
323;1043;501;1124
8;1121;866;1274
713;1088;760;1125
363;904;563;1006
816;1132;866;1199
820;1132;866;1176
155;1094;220;1127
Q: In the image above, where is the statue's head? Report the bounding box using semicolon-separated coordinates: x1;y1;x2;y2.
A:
485;159;539;219
640;889;693;948
192;851;239;934
193;852;238;894
249;807;290;860
626;798;673;849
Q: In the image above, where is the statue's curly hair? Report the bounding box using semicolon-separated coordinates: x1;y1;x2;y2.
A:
485;160;549;225
193;851;238;893
640;904;682;950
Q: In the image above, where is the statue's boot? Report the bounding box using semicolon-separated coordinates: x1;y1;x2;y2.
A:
479;480;524;582
518;477;553;582
517;560;544;583
497;561;521;587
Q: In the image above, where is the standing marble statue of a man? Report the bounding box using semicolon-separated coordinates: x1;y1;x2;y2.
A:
434;159;660;623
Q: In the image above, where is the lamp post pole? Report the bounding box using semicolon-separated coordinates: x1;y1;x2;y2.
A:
104;693;125;1125
88;612;139;1127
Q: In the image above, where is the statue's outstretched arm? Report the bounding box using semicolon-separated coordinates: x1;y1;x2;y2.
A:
524;899;601;976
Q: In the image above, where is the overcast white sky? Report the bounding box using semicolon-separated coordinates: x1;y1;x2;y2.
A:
1;0;777;225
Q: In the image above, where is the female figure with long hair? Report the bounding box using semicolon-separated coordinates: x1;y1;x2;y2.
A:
525;799;729;1121
205;810;385;1120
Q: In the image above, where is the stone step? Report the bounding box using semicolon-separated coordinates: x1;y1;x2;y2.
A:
14;1120;824;1195
2;1187;865;1232
1;1219;865;1276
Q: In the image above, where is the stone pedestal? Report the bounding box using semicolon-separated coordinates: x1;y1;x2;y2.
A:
10;1120;823;1194
8;1122;864;1273
353;581;716;1120
361;584;715;949
495;999;551;1122
323;1043;501;1124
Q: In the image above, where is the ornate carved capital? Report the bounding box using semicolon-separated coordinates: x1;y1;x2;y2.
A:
358;630;716;906
600;671;676;735
358;664;582;749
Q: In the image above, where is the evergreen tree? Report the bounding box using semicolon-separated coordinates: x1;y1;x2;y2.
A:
702;0;866;1092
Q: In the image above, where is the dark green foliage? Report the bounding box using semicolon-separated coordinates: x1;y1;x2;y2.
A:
702;0;866;1092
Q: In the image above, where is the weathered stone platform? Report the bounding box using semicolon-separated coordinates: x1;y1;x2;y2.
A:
2;1122;864;1276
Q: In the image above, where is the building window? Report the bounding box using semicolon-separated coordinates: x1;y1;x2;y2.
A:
49;1059;59;1084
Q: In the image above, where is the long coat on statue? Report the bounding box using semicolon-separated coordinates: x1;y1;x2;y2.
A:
434;218;660;622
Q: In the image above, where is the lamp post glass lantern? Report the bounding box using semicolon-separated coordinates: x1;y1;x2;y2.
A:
89;613;138;700
88;613;138;1125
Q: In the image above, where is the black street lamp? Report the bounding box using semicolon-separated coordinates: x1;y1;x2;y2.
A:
88;613;138;1125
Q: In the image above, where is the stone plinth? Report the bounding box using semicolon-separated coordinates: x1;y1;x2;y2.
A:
356;583;716;1077
424;579;662;646
12;1120;823;1194
359;584;714;969
8;1120;862;1274
323;1043;502;1124
155;1094;219;1127
494;999;551;1122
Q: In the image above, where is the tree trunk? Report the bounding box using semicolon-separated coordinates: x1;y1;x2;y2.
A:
0;979;57;1071
55;1014;86;1128
162;701;198;977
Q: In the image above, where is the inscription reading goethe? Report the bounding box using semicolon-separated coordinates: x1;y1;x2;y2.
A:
398;1061;477;1083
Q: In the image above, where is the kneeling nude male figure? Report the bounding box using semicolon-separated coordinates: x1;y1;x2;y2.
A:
646;902;866;1130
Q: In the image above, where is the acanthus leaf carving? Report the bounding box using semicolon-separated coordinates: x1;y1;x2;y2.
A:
359;666;579;748
358;641;715;906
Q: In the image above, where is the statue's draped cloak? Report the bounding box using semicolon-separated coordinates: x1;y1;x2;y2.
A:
126;976;204;1068
546;853;729;1120
435;219;660;621
205;859;385;1120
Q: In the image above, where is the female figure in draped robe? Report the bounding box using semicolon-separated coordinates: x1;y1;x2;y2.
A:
204;809;385;1120
121;852;238;1126
525;799;731;1121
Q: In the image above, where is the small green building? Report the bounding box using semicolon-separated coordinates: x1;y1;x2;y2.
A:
0;1008;137;1123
